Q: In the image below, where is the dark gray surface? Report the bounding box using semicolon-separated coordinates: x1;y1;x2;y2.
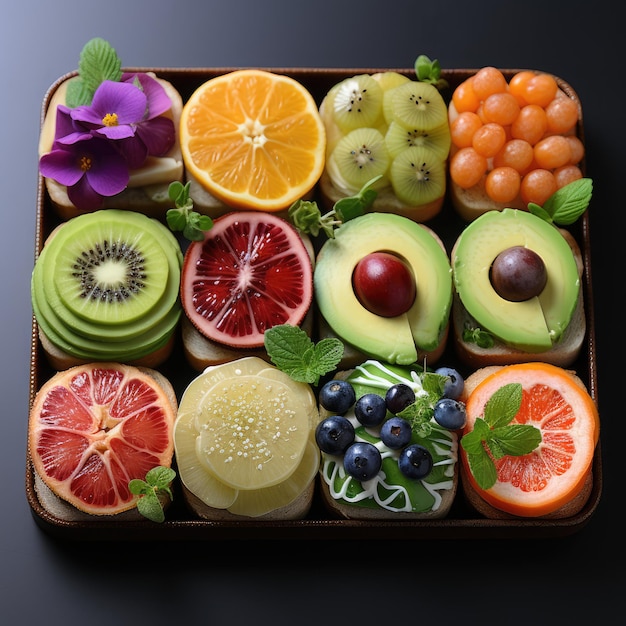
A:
1;1;620;622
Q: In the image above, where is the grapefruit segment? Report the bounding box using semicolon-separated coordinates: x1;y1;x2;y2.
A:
460;362;599;517
29;363;176;516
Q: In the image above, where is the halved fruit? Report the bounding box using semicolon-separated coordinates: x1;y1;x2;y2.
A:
180;211;313;348
29;363;176;516
460;362;599;517
179;69;326;211
174;357;319;517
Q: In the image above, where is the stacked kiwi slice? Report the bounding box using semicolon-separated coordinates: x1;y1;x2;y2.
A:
320;71;450;207
31;209;183;362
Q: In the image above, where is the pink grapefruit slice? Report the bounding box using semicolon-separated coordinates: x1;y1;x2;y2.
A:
29;362;176;516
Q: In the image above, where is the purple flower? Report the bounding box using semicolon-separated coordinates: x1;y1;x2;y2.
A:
39;136;129;210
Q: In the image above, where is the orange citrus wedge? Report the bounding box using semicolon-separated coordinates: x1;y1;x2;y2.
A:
460;362;599;517
180;69;326;211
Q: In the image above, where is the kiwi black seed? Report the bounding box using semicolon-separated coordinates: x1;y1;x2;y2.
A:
385;120;452;161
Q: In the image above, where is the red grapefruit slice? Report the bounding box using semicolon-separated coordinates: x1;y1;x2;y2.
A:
180;211;313;348
460;362;599;517
29;362;176;516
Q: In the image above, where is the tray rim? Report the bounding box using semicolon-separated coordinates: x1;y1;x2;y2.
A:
26;66;602;540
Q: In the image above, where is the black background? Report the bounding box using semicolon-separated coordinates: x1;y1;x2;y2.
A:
2;1;621;623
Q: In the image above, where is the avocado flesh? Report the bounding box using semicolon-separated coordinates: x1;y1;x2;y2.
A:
453;209;580;352
314;213;452;365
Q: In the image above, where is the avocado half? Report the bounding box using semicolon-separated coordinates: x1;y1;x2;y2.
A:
314;213;452;365
452;208;580;352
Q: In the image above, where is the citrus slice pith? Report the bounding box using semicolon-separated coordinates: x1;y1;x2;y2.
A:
29;363;176;516
461;362;599;518
180;69;326;211
173;357;319;517
181;211;313;348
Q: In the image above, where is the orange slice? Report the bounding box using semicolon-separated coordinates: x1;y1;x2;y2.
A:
180;69;326;211
460;362;599;517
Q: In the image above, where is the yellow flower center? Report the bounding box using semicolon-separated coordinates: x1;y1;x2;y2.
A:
80;156;92;172
102;112;119;127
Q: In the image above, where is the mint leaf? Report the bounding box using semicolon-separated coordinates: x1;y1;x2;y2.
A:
414;54;449;90
544;178;593;225
128;465;176;523
460;384;542;490
483;382;522;428
66;37;123;107
166;181;213;241
462;325;495;349
264;324;343;385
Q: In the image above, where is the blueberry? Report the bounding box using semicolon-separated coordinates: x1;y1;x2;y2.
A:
433;397;467;430
354;393;387;427
434;366;464;400
398;444;433;479
315;415;355;455
385;383;415;414
343;441;382;481
319;379;356;414
380;416;413;449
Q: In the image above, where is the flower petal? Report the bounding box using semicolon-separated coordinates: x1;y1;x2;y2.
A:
136;116;175;156
39;148;85;186
122;72;172;119
67;177;105;210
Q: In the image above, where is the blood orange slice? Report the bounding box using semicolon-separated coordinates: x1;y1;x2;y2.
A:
460;362;599;517
180;211;313;348
29;362;176;516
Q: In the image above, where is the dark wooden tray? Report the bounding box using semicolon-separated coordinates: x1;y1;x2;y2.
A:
26;67;601;540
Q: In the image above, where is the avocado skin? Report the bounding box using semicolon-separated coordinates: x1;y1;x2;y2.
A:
452;209;580;352
314;213;452;365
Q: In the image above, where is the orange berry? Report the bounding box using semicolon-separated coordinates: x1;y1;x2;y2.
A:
508;70;536;106
482;92;521;126
520;169;557;206
523;73;558;108
452;78;480;113
565;135;585;164
450;147;488;188
471;66;508;100
485;167;521;203
545;95;579;134
493;139;535;174
554;164;583;189
533;135;572;169
511;104;548;145
450;111;483;148
472;122;506;158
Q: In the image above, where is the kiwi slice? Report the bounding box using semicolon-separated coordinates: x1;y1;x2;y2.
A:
383;81;448;130
331;74;384;132
389;146;446;206
328;127;390;192
385;120;451;161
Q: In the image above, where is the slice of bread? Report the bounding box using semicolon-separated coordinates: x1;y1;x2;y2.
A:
39;74;184;220
32;365;178;522
451;227;585;368
459;365;594;519
317;368;459;520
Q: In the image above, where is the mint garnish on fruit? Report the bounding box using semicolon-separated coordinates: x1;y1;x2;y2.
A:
460;383;542;490
166;181;213;241
129;466;176;523
288;175;381;238
528;177;593;226
264;324;344;386
414;54;449;91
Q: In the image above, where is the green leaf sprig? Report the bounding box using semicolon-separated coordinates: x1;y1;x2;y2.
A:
414;54;449;91
128;466;176;523
264;324;343;386
462;324;495;349
288;175;381;238
66;37;123;108
528;177;593;226
460;383;542;490
166;181;214;241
